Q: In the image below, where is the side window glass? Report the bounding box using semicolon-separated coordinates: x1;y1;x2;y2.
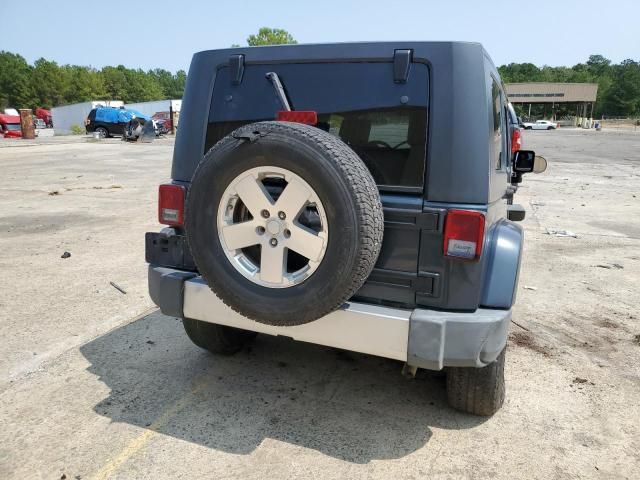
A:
491;80;502;169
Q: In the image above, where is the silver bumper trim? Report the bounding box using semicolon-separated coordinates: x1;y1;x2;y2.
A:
149;266;511;370
184;277;411;362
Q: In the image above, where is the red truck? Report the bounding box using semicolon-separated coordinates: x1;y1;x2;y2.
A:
35;108;52;127
0;114;22;138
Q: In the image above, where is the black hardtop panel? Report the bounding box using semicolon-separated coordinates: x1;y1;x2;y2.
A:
173;41;496;204
210;62;428;122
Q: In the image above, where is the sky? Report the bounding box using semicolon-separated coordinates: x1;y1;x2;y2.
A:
3;0;639;73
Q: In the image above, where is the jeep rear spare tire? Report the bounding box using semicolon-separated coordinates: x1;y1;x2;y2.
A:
186;121;383;326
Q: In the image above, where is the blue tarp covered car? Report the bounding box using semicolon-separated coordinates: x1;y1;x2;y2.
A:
95;107;149;124
86;106;152;138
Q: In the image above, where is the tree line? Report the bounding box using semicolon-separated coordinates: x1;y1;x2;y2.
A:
499;55;640;118
0;51;186;110
0;28;297;112
2;40;638;119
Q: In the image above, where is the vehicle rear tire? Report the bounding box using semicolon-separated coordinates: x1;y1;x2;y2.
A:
186;121;383;327
95;126;109;138
446;348;506;416
182;318;256;355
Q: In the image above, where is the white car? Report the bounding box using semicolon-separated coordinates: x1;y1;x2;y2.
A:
523;119;558;130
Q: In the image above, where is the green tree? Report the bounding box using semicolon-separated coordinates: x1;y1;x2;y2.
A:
586;54;611;77
0;51;35;109
62;65;106;103
101;65;129;101
148;68;186;99
247;27;297;46
499;55;640;117
498;62;542;83
0;52;188;108
601;59;640;116
123;68;164;102
172;70;187;99
31;58;67;108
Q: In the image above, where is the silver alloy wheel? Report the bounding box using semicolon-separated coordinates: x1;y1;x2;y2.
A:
217;166;329;288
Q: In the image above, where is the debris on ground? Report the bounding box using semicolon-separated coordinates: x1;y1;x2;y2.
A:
146;340;155;345
511;319;530;331
595;263;624;269
109;281;127;294
523;285;538;291
48;190;60;196
573;377;588;384
60;251;71;259
546;228;578;238
633;334;640;346
509;331;551;357
598;319;619;329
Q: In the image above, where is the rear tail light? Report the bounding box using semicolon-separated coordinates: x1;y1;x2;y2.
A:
443;210;486;261
276;110;318;125
511;128;522;154
158;184;185;226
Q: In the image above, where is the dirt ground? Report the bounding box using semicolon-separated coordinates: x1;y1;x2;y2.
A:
0;130;638;479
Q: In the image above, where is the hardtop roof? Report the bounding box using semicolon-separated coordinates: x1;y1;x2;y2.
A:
194;40;486;58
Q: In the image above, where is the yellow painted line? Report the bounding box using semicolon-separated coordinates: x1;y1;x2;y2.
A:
90;378;208;480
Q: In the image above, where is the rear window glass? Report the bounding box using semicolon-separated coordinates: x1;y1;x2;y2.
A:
207;62;429;190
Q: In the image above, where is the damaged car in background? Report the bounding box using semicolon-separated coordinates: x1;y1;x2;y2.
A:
85;106;160;140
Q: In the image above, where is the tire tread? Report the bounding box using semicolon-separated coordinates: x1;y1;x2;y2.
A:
446;348;506;416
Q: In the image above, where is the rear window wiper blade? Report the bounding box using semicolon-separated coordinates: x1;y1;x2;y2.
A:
265;72;292;111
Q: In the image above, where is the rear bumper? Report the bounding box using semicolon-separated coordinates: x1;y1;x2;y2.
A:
149;265;510;370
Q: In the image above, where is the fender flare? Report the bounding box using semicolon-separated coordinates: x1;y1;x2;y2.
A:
480;220;524;309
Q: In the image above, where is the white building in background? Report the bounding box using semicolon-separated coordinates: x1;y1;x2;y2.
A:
51;100;124;135
124;99;182;118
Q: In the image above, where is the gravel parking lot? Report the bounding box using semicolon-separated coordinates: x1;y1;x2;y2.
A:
1;130;639;479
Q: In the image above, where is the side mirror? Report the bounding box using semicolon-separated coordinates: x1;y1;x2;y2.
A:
513;150;535;173
513;150;548;174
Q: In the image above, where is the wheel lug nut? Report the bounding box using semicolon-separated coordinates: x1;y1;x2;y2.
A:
270;238;278;247
256;226;265;235
261;209;270;218
278;211;286;220
284;229;291;238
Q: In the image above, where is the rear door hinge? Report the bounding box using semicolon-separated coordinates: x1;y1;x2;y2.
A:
393;49;413;83
229;54;245;85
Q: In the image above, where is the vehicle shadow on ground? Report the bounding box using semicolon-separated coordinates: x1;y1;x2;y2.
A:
80;310;487;464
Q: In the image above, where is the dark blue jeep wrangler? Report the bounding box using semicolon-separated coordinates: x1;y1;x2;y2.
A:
145;42;545;416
